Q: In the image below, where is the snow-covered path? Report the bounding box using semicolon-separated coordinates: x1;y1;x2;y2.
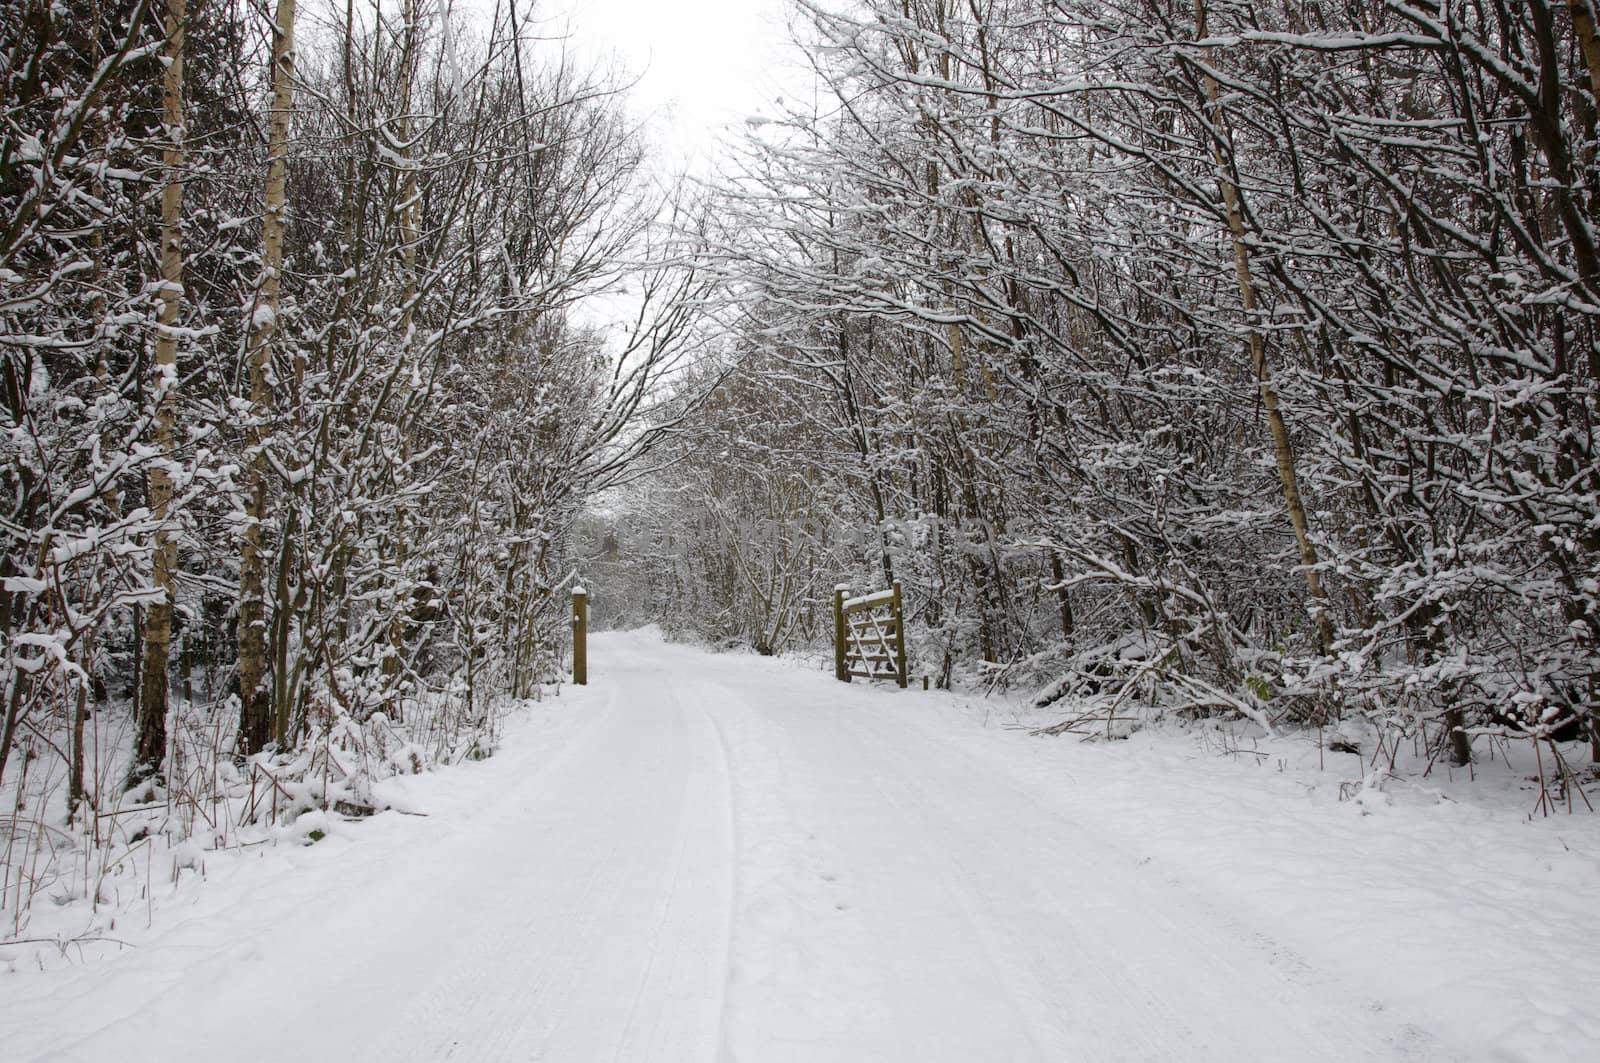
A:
6;630;1596;1061
700;659;1410;1063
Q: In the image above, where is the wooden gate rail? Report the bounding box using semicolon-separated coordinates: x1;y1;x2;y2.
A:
833;581;908;688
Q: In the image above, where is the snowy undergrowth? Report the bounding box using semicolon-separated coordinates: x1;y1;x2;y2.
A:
0;685;561;971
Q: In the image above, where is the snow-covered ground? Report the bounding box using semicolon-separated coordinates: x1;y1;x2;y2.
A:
3;629;1597;1062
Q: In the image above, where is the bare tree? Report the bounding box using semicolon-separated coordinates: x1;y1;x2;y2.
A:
238;0;295;756
130;0;186;786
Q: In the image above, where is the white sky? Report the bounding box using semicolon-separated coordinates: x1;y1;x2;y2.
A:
554;0;807;173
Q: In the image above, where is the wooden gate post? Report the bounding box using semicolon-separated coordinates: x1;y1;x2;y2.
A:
572;585;588;685
833;584;849;683
892;581;908;689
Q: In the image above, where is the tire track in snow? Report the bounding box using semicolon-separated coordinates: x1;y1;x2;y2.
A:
828;684;1456;1061
693;664;1169;1060
685;647;1448;1062
835;716;1259;1061
356;679;639;1063
695;673;914;1062
695;697;743;1063
754;681;1119;1061
13;688;627;1063
22;659;737;1063
853;699;1459;1061
603;685;737;1063
499;666;732;1063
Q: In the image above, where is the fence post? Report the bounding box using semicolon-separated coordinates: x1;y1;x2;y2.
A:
892;581;908;689
572;585;588;685
833;584;849;683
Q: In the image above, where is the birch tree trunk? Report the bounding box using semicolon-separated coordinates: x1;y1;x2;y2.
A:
1194;0;1332;654
1569;2;1600;115
131;0;186;785
239;0;295;756
381;0;421;685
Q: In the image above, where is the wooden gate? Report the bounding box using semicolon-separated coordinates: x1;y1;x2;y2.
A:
833;582;908;688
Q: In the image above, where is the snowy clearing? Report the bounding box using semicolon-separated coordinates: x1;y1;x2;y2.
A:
3;629;1597;1062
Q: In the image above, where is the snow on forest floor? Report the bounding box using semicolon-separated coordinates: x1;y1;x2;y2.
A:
2;628;1598;1062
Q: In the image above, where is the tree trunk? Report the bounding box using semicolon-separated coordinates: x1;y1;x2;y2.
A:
1049;550;1074;645
68;663;88;824
1569;2;1600;117
1195;0;1332;653
131;0;185;786
238;0;295;756
382;0;422;686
